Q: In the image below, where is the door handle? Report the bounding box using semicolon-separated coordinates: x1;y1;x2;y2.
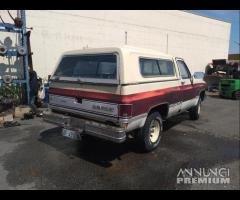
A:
181;80;185;85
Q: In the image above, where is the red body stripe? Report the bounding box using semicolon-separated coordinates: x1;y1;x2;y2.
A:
49;83;205;103
49;83;206;116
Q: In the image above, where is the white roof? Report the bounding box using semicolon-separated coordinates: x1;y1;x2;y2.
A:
63;45;174;59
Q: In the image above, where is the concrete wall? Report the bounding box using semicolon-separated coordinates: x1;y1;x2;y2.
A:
0;10;231;79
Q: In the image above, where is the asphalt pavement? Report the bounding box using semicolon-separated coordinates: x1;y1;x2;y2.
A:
0;95;239;190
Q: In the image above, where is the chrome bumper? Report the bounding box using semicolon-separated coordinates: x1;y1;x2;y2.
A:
43;110;126;143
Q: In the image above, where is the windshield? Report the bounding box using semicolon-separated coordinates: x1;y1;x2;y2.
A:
54;54;117;79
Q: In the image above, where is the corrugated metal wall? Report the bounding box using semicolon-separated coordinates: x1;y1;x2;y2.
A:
0;10;231;78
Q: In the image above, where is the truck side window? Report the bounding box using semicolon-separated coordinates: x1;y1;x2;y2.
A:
158;60;175;76
140;58;160;76
140;58;175;77
176;60;191;79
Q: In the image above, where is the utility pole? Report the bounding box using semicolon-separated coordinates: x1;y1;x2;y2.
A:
20;10;30;104
16;11;21;49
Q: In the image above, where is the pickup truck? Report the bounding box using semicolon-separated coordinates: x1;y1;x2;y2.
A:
43;46;206;152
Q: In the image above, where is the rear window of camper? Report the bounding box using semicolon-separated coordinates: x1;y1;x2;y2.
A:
54;54;117;79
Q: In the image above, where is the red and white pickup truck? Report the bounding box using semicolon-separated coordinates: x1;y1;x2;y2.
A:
43;46;206;152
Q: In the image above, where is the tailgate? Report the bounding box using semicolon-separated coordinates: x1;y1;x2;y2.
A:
49;81;121;119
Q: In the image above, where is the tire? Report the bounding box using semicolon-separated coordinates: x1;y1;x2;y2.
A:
189;97;201;120
136;112;163;152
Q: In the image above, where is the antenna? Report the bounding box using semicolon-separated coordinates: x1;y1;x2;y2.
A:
125;31;128;45
166;34;169;54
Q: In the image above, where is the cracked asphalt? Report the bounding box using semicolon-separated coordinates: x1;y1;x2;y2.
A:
0;95;239;190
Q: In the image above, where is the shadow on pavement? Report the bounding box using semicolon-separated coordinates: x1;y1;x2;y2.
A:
38;112;239;171
39;127;141;168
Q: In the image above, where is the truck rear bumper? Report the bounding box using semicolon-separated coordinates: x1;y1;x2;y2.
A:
43;110;126;143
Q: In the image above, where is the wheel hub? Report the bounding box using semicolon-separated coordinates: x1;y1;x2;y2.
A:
149;119;160;143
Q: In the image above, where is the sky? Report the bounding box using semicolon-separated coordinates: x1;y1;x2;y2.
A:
190;10;240;54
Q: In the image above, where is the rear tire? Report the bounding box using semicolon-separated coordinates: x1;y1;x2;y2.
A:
136;112;163;152
189;97;201;120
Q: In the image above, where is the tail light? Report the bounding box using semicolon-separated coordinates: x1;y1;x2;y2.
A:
118;104;133;118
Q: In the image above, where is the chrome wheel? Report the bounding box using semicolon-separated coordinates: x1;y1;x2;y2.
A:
149;119;160;143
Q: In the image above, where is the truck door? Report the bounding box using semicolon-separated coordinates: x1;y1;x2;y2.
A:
175;58;196;111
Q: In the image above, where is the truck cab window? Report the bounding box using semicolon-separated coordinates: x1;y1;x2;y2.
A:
176;60;191;79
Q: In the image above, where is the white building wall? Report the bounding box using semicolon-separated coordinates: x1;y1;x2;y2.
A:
0;10;231;79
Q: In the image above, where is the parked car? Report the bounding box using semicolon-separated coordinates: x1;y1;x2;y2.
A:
194;72;205;80
43;46;206;152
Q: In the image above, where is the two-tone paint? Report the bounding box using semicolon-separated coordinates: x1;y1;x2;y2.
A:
48;46;206;133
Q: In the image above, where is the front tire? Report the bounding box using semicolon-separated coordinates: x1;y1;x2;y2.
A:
136;112;163;152
189;97;201;120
